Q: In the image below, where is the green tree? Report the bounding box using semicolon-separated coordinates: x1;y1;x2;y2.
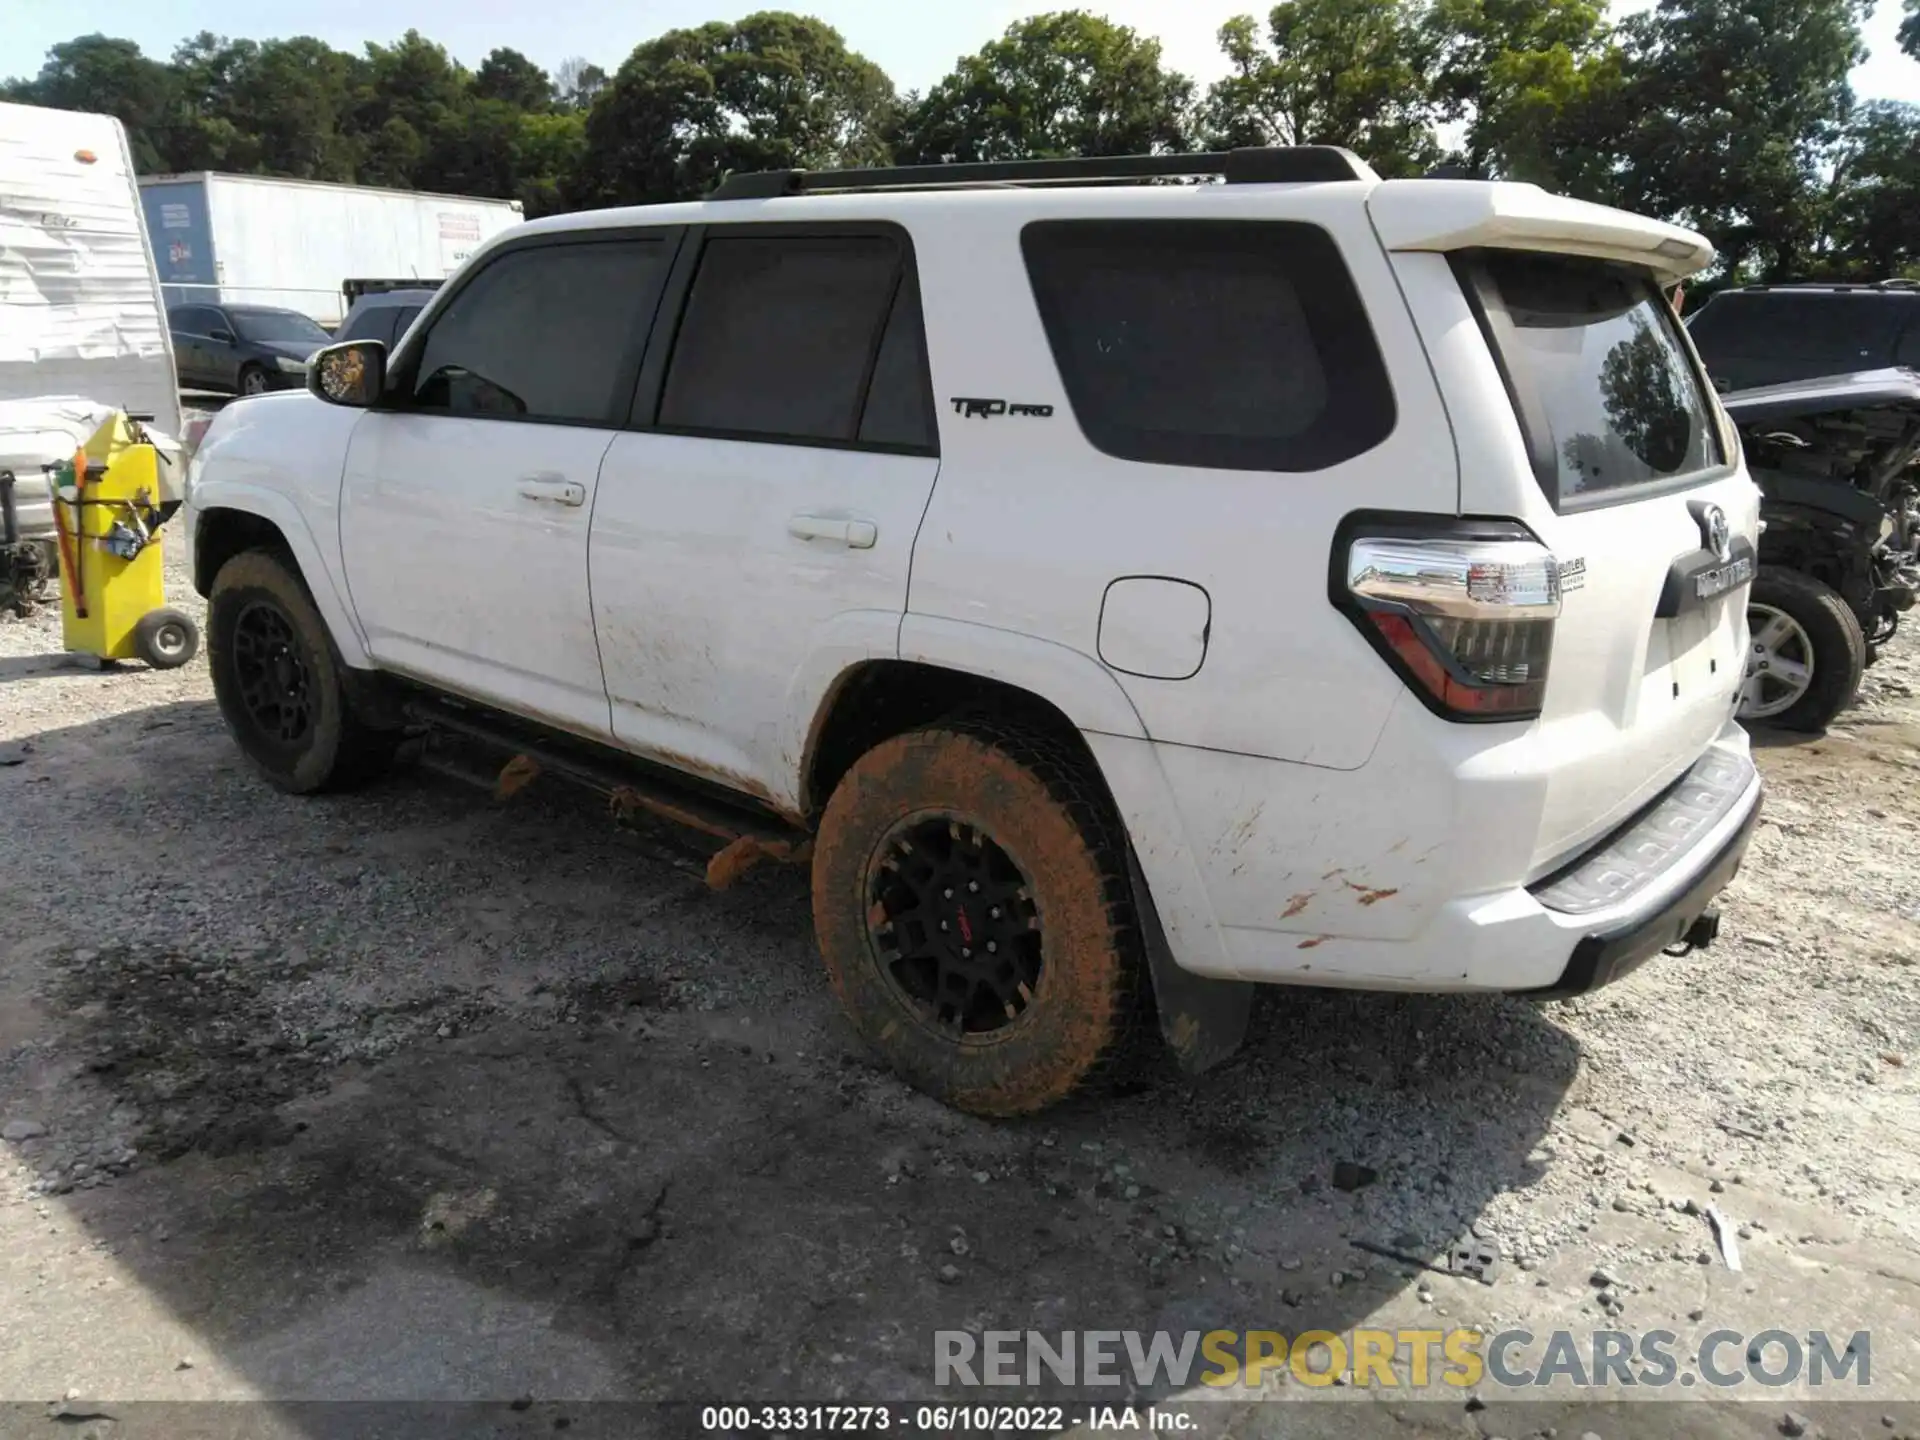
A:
474;48;553;112
1202;0;1441;176
1602;0;1868;280
1423;0;1611;177
516;110;588;215
1902;0;1919;60
224;38;363;181
4;35;180;169
351;30;470;189
165;32;253;170
1821;101;1920;277
892;12;1192;164
578;12;895;205
554;57;608;111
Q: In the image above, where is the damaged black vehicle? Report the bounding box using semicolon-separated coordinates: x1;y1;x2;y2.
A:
1722;367;1920;731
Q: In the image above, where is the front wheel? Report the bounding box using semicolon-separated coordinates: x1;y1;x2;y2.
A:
1741;567;1866;733
811;723;1145;1116
207;550;397;792
238;365;271;396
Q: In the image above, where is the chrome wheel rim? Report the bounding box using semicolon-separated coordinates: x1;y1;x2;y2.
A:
152;621;190;657
1741;602;1815;719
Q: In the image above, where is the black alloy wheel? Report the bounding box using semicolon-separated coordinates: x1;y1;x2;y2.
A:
867;816;1044;1036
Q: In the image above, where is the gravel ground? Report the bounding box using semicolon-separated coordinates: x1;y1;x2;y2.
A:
1;539;1917;1435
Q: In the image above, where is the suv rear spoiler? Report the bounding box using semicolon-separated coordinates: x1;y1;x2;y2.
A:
1367;181;1714;284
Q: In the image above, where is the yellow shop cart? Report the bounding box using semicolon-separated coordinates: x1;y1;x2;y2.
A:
48;411;199;669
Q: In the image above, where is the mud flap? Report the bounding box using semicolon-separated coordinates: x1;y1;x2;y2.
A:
1126;849;1252;1075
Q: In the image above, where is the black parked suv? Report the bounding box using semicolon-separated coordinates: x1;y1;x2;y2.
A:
1686;281;1920;391
335;287;438;350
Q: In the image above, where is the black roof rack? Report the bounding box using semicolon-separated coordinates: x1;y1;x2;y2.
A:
707;146;1374;201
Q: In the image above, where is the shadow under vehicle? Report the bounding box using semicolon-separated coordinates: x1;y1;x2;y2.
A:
1723;367;1920;731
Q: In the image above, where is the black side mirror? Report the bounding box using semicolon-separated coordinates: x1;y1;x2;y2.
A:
308;340;387;408
209;328;235;345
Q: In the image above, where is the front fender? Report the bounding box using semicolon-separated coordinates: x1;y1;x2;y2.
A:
186;393;369;667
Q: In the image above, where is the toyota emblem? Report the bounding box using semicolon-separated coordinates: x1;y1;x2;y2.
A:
1702;504;1732;563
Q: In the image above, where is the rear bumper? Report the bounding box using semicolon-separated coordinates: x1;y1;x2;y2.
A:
1523;781;1761;998
1161;721;1763;992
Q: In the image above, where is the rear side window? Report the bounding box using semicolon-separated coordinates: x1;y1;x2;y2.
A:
658;233;932;450
856;274;935;449
1691;294;1903;367
391;306;424;346
1020;220;1395;472
1460;252;1722;506
337;306;383;344
1897;313;1920;368
411;240;668;425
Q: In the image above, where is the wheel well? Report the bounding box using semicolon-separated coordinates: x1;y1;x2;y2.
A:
803;661;1096;819
192;508;292;598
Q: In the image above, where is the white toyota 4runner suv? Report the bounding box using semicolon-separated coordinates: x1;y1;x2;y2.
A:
185;147;1763;1115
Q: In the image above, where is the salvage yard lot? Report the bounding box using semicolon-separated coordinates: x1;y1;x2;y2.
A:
2;545;1919;1432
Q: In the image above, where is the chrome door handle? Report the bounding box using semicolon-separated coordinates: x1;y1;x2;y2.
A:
518;476;586;507
788;513;877;549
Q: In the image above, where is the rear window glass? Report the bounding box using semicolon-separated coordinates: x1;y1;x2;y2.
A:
1690;293;1904;365
1021;220;1395;472
1464;252;1721;505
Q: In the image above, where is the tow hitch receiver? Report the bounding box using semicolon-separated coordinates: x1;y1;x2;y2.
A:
1665;906;1721;957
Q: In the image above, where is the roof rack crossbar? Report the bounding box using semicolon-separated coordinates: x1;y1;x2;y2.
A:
707;146;1374;200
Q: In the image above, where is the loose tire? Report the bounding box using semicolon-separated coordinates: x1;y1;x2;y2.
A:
1741;566;1866;733
132;606;199;669
208;550;396;792
812;723;1144;1116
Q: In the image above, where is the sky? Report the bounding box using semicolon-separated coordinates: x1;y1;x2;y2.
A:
4;0;1917;103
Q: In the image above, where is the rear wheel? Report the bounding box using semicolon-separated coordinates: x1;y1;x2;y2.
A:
208;550;397;792
238;365;271;396
1741;567;1866;733
811;723;1144;1116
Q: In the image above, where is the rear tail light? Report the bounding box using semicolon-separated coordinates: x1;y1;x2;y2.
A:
1339;528;1562;721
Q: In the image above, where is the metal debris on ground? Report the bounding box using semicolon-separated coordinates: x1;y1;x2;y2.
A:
1449;1236;1501;1284
1706;1203;1743;1271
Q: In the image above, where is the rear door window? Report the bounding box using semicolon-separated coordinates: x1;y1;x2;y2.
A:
1458;251;1723;507
410;240;670;425
657;232;931;450
1020;220;1396;472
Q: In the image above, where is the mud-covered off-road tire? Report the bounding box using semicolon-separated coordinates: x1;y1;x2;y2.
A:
207;549;397;793
1743;566;1866;734
811;722;1146;1116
